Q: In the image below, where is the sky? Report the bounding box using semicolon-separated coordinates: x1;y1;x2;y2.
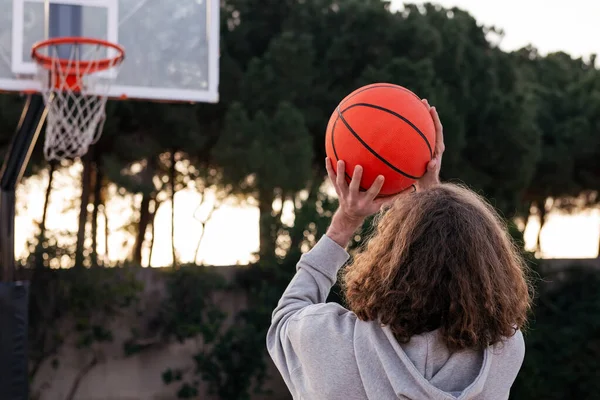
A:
390;0;600;59
13;1;600;266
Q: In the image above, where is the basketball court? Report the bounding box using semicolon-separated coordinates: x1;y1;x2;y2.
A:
0;0;220;397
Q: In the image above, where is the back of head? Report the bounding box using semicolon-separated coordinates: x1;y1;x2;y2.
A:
343;183;532;350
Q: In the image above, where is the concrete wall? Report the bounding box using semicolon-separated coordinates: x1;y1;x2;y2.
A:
30;257;599;399
539;257;600;271
30;267;291;400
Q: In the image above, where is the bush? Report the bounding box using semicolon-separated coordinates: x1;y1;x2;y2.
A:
511;266;600;400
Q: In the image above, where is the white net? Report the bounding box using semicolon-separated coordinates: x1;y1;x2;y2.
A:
34;41;123;161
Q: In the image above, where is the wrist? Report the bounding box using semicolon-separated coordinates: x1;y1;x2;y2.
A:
326;210;364;248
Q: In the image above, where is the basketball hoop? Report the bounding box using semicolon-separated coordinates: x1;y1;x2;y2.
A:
31;37;125;160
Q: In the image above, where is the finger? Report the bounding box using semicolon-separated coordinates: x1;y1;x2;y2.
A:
325;157;340;192
427;157;442;178
422;98;431;110
365;175;385;201
349;165;363;194
427;158;438;172
430;107;445;156
336;160;349;195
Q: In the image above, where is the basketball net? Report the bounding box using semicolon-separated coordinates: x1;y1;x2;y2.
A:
33;40;124;161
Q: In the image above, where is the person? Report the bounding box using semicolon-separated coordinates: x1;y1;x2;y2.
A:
266;100;532;400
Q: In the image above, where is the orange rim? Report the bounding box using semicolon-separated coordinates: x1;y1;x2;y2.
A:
31;37;125;75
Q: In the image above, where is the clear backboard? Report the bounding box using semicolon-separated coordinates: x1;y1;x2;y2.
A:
0;0;220;103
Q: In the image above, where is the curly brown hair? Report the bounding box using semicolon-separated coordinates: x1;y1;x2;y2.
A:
343;183;533;350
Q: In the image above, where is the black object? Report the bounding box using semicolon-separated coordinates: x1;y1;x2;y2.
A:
0;282;30;400
0;94;47;281
0;93;47;400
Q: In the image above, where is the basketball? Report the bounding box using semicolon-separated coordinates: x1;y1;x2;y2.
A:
325;83;436;196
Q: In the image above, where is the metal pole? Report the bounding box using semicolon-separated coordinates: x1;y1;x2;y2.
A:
0;4;74;397
0;192;16;281
0;281;30;400
0;93;46;400
0;94;47;281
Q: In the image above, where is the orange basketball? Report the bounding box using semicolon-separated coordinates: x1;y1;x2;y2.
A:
325;83;436;196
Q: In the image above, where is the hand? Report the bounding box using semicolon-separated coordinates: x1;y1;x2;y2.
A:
324;158;409;247
416;99;445;192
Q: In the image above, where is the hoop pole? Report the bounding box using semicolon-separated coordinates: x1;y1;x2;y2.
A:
0;93;47;400
0;94;48;281
0;280;30;400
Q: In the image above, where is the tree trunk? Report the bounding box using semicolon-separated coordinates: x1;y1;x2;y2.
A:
193;199;219;265
132;192;152;265
39;162;56;241
521;201;534;239
103;199;109;265
258;187;275;261
288;186;317;256
65;354;98;400
536;200;547;254
597;221;600;258
147;200;160;268
170;151;178;268
75;153;93;268
90;165;102;267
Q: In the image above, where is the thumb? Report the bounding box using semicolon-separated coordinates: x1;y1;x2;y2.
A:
427;159;437;171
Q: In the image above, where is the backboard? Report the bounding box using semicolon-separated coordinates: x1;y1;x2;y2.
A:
0;0;220;103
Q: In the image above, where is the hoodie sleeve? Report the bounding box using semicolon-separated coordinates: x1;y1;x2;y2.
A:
266;234;350;390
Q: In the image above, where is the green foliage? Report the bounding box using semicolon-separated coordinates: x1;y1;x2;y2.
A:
512;266;600;400
156;266;258;399
215;0;549;265
193;313;270;400
157;266;228;343
5;0;596;265
177;383;199;399
162;368;184;385
216;99;314;259
27;243;143;381
517;50;600;214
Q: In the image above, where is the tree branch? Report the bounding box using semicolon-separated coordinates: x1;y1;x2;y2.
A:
65;354;99;400
193;199;220;264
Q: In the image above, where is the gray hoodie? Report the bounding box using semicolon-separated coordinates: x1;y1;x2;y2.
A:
267;235;525;400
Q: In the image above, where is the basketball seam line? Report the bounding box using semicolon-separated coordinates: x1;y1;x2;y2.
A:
340;84;422;107
332;114;417;195
340;103;433;158
331;115;369;191
336;106;425;180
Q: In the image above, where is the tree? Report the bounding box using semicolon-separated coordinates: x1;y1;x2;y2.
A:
90;160;104;267
169;150;178;268
514;49;600;250
214;30;317;260
216;101;314;260
40;162;57;244
512;267;600;399
74;152;94;267
214;0;547;260
98;96;226;266
399;5;541;213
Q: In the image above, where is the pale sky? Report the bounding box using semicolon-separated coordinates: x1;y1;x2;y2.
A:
13;1;600;266
391;0;600;59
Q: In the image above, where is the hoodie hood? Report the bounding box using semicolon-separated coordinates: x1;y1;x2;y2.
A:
354;320;524;399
